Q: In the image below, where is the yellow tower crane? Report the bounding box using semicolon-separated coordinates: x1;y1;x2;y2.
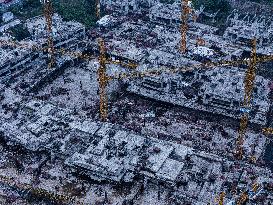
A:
252;182;260;192
236;191;249;205
98;38;109;121
95;50;256;122
218;192;226;205
262;127;273;135
214;192;226;205
42;0;55;68
234;38;257;160
96;0;101;18
236;182;261;205
180;0;190;53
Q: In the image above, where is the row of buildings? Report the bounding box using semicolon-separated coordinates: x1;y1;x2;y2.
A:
0;98;272;204
0;0;272;204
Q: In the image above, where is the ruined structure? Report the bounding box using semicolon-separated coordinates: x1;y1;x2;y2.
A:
0;13;86;90
0;99;272;204
224;11;273;47
90;4;272;125
102;0;158;14
0;0;272;204
128;67;270;125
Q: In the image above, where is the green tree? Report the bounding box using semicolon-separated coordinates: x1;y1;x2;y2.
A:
52;0;96;28
251;0;273;3
8;0;97;28
9;0;43;20
192;0;231;24
9;24;31;41
22;0;42;8
192;0;231;13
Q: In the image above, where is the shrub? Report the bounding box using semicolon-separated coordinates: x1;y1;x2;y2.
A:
9;24;31;41
192;0;231;23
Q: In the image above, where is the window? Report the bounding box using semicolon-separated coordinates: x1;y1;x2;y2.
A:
211;98;231;108
142;79;162;88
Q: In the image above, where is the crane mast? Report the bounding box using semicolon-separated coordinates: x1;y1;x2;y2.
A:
180;0;189;53
43;0;55;68
236;191;249;205
235;38;257;160
218;192;225;205
214;192;226;205
98;38;108;121
96;0;101;18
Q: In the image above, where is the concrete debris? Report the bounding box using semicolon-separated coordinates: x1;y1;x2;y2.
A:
0;99;272;204
0;1;272;204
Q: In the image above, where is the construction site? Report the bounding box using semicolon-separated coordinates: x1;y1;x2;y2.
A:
0;0;273;204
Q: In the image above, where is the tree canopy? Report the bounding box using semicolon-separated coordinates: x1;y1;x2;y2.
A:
8;24;31;41
192;0;231;14
250;0;273;3
52;0;96;28
9;0;97;28
192;0;231;24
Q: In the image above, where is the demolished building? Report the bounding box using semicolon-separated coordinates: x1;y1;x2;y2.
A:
0;13;86;92
90;5;272;125
127;66;270;125
0;99;272;204
101;0;159;14
0;0;272;204
224;11;273;47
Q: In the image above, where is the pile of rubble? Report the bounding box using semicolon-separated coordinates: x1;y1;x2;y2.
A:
0;99;272;204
